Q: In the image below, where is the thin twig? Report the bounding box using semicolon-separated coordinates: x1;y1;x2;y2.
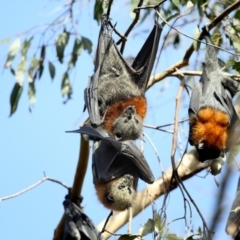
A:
147;0;240;89
117;0;144;53
133;0;167;12
0;175;69;202
157;11;240;57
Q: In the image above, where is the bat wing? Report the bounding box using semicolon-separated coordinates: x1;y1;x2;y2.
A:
67;124;154;184
63;199;102;240
131;21;162;91
92;139;154;184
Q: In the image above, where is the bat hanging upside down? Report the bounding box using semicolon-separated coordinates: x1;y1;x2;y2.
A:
188;27;239;163
84;15;162;141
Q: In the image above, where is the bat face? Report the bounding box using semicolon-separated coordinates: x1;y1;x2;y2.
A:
189;28;239;163
94;174;138;211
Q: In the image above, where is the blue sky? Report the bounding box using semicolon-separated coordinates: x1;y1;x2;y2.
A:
0;1;239;239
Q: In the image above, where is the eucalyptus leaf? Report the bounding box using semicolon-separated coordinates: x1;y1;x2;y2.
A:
193;27;201;51
94;1;103;23
172;0;180;9
9;82;23;116
48;61;55;80
15;59;27;84
56;30;70;63
137;219;154;236
4;38;21;68
118;234;139;240
21;37;33;57
28;82;36;104
82;36;92;54
61;72;72;96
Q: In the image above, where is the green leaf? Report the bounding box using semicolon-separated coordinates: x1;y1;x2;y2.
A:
82;36;92;54
211;28;222;47
68;38;82;69
154;211;165;234
28;57;39;83
94;1;103;23
232;61;240;73
38;65;44;79
9;82;23;116
48;61;55;80
165;233;183;240
172;0;180;9
61;72;72;96
184;0;194;13
21;37;33;57
56;30;70;63
235;10;240;19
118;234;139;240
15;59;27;84
0;38;10;44
40;45;46;62
73;38;82;55
28;82;36;104
193;27;201;51
137;219;154;236
4;38;21;68
233;40;240;52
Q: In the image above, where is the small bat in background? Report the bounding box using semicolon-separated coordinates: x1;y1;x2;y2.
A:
67;124;154;211
84;15;162;141
188;27;239;163
63;195;103;240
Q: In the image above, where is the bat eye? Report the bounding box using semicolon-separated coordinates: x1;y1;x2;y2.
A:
115;133;122;140
135;118;139;124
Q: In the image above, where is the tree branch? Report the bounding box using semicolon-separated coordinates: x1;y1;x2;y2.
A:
0;175;69;202
53;135;90;240
147;0;240;89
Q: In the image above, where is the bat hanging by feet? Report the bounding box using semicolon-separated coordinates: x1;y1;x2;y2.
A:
84;14;162;141
188;27;240;165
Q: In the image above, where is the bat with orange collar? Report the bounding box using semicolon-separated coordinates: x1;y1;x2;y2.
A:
68;124;154;211
188;27;239;163
84;14;162;141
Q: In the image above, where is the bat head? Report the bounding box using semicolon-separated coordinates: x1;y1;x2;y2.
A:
112;105;143;141
95;174;138;211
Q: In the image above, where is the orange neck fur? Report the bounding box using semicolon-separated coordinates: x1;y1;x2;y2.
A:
190;107;230;150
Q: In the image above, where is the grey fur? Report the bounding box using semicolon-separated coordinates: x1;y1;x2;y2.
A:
84;15;162;140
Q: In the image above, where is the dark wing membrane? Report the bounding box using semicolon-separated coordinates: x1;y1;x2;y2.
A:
67;124;154;184
131;22;162;91
63;199;102;240
66;124;109;140
92;138;154;184
121;140;155;183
